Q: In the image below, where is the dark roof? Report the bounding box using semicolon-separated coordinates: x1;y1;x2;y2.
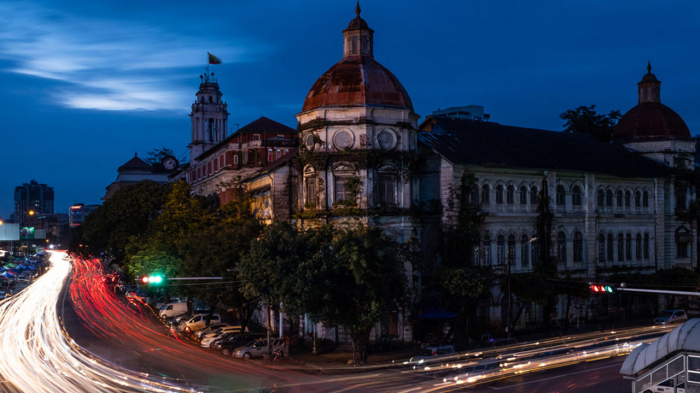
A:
195;117;296;160
612;102;691;142
419;117;677;178
301;56;413;113
244;148;298;181
117;155;152;173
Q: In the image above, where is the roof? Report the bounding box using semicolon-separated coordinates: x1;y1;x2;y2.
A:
419;117;677;178
243;148;298;182
612;102;691;142
301;55;413;113
620;318;700;377
195;117;296;161
117;155;152;173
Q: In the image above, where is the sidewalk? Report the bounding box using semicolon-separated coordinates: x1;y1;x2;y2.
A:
263;347;418;374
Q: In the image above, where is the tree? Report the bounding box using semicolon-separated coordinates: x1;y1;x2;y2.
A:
560;105;621;142
144;147;176;165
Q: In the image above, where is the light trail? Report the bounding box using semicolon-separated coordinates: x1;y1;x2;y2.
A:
0;251;198;393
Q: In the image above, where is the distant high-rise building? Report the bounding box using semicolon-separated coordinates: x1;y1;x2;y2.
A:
12;180;54;223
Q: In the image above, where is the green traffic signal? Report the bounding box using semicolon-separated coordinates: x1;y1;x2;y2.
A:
141;274;164;284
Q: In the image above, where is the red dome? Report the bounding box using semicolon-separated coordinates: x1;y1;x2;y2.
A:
612;102;691;142
301;55;414;113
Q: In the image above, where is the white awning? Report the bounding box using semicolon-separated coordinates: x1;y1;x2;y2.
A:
621;318;700;376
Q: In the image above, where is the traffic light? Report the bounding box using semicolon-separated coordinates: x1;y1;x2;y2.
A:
140;274;164;285
590;284;616;294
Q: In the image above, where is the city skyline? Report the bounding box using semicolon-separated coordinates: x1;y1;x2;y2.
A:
1;0;699;218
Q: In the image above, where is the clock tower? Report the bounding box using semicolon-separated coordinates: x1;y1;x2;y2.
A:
188;71;229;164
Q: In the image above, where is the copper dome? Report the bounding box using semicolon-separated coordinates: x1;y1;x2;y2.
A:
612;102;690;142
301;55;414;113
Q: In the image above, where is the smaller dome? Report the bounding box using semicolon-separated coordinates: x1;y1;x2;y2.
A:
612;102;691;142
347;16;370;30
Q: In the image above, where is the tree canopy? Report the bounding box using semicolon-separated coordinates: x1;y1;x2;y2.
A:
560;105;621;142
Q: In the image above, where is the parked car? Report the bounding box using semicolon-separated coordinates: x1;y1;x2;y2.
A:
155;297;184;310
215;333;265;356
159;302;188;319
183;313;222;332
654;310;688;325
195;323;232;339
201;330;242;348
233;339;285;359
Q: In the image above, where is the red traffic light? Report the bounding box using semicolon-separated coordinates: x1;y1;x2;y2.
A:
590;284;601;292
590;284;615;293
141;276;149;284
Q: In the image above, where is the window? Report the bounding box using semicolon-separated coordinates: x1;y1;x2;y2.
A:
556;185;566;206
213;160;218;171
507;235;516;265
598;234;606;263
597;189;605;207
334;176;352;203
676;228;691;258
377;173;398;206
472;246;480;266
530;187;538;205
677;240;689;258
208;119;214;141
506;186;515;204
573;232;583;262
557;232;567;262
483;236;492;265
676;186;687;210
636;234;642;260
519;186;528;205
521;235;530;268
220;155;224;167
276;149;281;160
497;235;505;265
482;186;490;203
267;149;273;162
252;134;260;141
606;190;613;207
496;185;504;204
635;191;641;208
607;234;614;261
618;234;624;262
616;190;623;207
625;191;631;207
643;191;649;207
351;36;358;54
644;233;650;259
305;178;317;208
572;186;582;206
626;233;632;260
233;154;239;165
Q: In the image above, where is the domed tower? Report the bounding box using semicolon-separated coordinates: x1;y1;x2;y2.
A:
188;71;229;164
296;3;420;229
612;63;694;169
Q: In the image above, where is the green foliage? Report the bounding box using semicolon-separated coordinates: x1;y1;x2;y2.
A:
441;172;485;268
560;105;621;142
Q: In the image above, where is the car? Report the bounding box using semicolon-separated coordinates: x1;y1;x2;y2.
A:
234;339;285;359
215;333;265;355
195;323;232;339
159;302;188;319
183;313;222;332
411;345;457;361
201;330;243;348
654;310;688;325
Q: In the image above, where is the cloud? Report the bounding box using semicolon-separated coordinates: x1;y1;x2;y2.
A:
0;2;267;111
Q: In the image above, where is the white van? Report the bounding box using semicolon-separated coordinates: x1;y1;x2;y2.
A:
159;302;188;319
184;313;221;332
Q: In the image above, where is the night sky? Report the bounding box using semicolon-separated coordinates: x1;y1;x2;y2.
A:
1;0;699;219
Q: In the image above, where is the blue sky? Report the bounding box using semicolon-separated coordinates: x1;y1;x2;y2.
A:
1;0;699;218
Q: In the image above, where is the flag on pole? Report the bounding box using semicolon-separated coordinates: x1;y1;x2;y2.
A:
208;52;222;65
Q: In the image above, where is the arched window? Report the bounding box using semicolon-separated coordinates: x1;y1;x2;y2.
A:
635;191;641;208
507;235;516;264
606;190;613;207
573;232;583;262
521;235;530;268
483;235;492;265
598;234;606;263
496;185;504;204
506;186;515;204
597;189;605;207
572;186;582;206
643;191;649;208
644;233;650;259
497;235;505;264
636;234;642;260
625;191;631;207
377;171;398;206
618;234;624;262
519;186;528;205
556;185;566;206
482;185;490;203
616;190;623;207
607;234;614;261
305;177;317;208
676;227;691;258
626;233;632;260
530;187;538;205
557;232;567;262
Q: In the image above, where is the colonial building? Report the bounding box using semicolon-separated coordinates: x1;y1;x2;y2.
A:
103;153;170;200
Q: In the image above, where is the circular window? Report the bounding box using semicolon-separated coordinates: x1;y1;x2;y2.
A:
333;130;354;149
305;134;315;149
377;130;396;150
